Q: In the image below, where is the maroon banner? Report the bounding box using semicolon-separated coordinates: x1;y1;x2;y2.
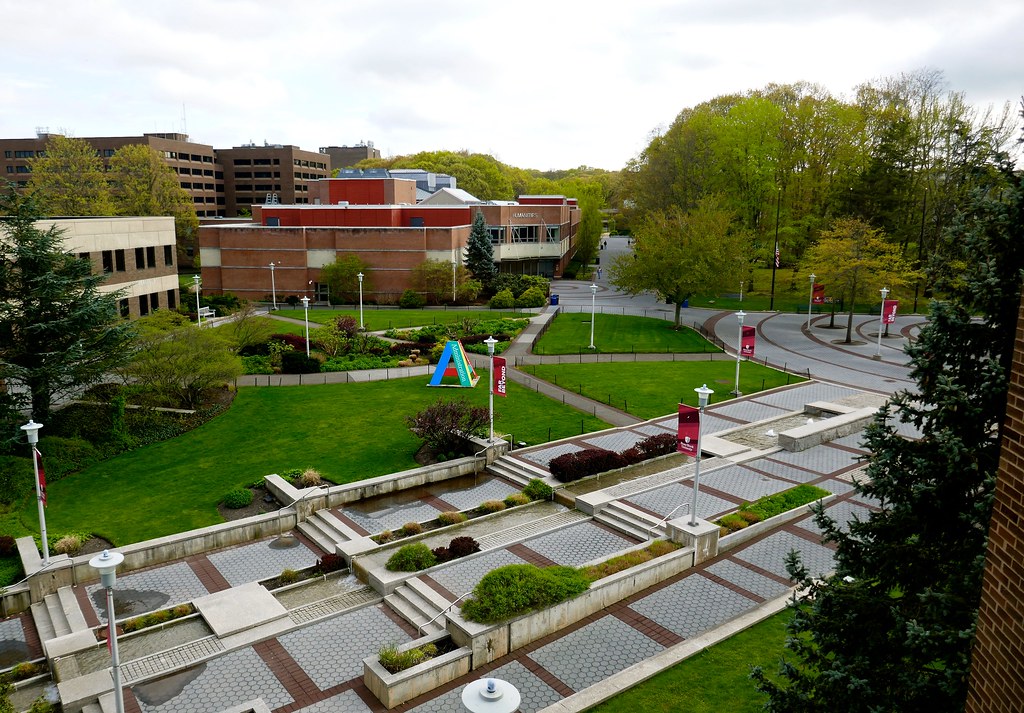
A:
677;404;699;456
883;299;899;324
812;283;825;304
740;325;756;357
35;448;46;507
492;357;507;397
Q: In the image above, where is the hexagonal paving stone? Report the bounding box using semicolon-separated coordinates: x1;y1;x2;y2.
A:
630;574;757;638
522;521;634;567
296;689;372;712
208;538;318;587
731;530;835;580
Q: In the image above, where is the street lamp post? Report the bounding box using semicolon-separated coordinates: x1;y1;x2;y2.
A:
588;283;598;350
269;262;278;310
21;420;47;565
462;678;521;713
874;287;889;360
739;280;744;303
452;261;457;303
733;311;745;396
485;336;498;442
193;274;202;325
90;549;125;713
357;272;364;331
806;273;816;330
301;296;310;358
688;384;714;526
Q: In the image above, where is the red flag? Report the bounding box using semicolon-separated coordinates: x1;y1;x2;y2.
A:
740;325;756;357
492;357;507;398
34;447;46;507
677;404;700;456
774;242;780;268
883;299;899;324
812;283;825;305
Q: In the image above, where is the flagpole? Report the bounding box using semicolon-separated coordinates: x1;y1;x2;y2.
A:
769;188;781;311
21;420;48;565
485;336;497;442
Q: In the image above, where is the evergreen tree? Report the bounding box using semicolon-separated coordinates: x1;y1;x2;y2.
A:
752;144;1024;710
27;135;115;216
0;188;135;429
465;211;497;288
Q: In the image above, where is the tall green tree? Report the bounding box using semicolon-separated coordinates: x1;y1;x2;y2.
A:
464;211;497;288
609;196;747;327
803;218;918;343
28;135;114;216
753;144;1024;711
108;144;199;264
318;255;371;304
412;258;464;304
0;188;134;427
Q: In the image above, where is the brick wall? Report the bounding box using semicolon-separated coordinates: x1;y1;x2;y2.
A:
966;293;1024;711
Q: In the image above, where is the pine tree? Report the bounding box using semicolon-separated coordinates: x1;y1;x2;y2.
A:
465;211;497;289
0;188;135;430
752;145;1024;710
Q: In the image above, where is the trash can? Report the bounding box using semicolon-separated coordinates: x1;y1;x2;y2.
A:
550;294;559;305
682;299;689;308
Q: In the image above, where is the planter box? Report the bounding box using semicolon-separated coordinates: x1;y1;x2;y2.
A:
363;632;471;709
718;493;836;553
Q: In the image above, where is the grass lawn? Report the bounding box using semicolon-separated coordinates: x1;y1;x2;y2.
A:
533;313;722;355
269;308;528;330
589;610;789;712
258;316;306;335
523;361;805;420
13;378;609;546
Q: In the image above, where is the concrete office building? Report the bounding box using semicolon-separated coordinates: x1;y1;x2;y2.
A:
319;142;380;171
216;143;331;217
38;216;180;319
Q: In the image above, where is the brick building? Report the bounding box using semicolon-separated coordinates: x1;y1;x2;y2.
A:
966;293;1024;711
198;178;580;302
319;142;380;171
215;143;330;217
38;216;180;319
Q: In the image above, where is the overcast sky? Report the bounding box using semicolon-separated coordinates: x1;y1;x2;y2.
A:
1;0;1020;172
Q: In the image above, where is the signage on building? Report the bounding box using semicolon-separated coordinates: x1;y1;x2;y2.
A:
512;212;537;219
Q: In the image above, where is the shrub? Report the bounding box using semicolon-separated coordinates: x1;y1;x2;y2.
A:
718;513;749;533
0;456;33;505
299;468;323;487
0;535;15;557
241;355;275;374
432;546;451;563
35;436;100;482
739;484;830;521
314;553;346;574
221;488;253;509
285;295;300;307
461;564;591;624
503;493;530;508
620;447;644;465
489;288;516;309
376;530;394;544
635;432;678;458
28;695;55;713
378;642;439;674
10;661;42;680
385;543;437;572
400;521;423;536
406;399;488;455
478;499;506;514
399;289;427;309
738;510;762;524
549;448;625;482
582;540;681;581
281;351;320;374
279;568;300;585
171;604;194;617
523;479;553;501
270;333;306;351
515;286;548;308
447;536;480;559
437;511;467;526
53;535;82;556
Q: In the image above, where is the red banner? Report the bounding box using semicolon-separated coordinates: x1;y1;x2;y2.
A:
883;299;899;324
677;404;700;456
812;283;825;305
35;448;46;507
492;357;507;397
740;325;756;357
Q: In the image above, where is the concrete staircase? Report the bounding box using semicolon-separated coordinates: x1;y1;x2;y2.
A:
384;577;453;636
31;585;90;644
595;501;667;541
486;454;552;487
296;509;364;554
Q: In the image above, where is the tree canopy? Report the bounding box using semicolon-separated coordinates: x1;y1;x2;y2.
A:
28;135;115;216
318;254;371;304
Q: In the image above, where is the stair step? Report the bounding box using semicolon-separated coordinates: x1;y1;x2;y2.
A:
317;510;361;542
30;602;56;643
296;521;335;555
44;593;71;638
58;586;89;632
406;577;453;611
385;591;444;635
598;503;665;541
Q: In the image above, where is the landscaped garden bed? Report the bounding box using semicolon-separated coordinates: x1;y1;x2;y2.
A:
364;631;471;709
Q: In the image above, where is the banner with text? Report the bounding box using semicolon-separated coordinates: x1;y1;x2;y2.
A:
812;283;825;304
677;404;700;456
740;325;756;357
493;357;507;397
883;299;900;324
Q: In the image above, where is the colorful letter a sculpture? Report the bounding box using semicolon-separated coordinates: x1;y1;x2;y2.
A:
429;340;480;387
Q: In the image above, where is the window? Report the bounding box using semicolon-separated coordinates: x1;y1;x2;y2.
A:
233;159;251;165
139;294;149;316
78;252;91;272
193;197;204;204
235;171;252;178
203;169;212;176
204;183;214;190
119;298;130;318
488;227;505;244
215;171;223;179
254;171;271;178
166;289;177;309
180;182;192;189
3;150;10;158
102;149;115;157
191;168;203;175
5;167;11;174
546;226;560;242
273;158;280;165
164;245;173;266
102;250;113;273
254;158;271;166
146;246;156;268
190;154;202;162
135;247;145;268
14;150;34;158
15;166;29;173
115;249;126;272
150;292;159;310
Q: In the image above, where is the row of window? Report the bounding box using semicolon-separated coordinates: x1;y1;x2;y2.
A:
5;150;42;158
5;166;29;173
123;289;177;317
234;171;280;179
294;172;321;180
180;182;219;191
193;196;222;204
487;226;562;243
84;245;174;274
293;159;328;170
176;166;216;177
162;152;214;163
232;158;283;166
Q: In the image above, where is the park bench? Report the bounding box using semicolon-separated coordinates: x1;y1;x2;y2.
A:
197;306;217;319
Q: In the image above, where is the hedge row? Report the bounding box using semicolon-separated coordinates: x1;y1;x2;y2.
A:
548;432;678;483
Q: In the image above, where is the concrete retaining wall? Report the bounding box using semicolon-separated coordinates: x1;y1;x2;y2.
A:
778;407;876;451
363;632;471;709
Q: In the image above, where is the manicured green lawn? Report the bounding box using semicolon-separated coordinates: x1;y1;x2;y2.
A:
14;378;609;546
257;316;306;335
533;313;722;355
270;308;527;330
588;610;789;712
523;361;805;420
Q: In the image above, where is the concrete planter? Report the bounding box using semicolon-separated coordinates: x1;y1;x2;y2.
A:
718;493;836;553
363;632;471;709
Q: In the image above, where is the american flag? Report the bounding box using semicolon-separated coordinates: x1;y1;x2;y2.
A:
774;243;780;268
